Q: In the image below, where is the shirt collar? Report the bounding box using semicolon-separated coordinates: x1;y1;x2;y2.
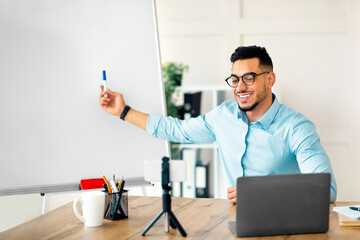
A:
257;93;280;129
237;107;246;120
237;93;280;129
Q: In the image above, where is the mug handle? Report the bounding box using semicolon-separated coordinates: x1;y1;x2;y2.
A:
73;197;85;222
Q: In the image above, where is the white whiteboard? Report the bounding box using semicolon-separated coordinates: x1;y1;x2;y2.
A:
0;0;168;194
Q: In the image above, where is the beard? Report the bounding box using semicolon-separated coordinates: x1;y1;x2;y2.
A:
237;84;268;112
239;101;260;112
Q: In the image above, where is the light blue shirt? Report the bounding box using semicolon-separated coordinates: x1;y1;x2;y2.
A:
147;94;337;202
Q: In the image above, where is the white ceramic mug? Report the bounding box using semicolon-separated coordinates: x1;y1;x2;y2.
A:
73;191;105;227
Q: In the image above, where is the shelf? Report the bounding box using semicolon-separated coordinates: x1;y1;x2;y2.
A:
170;85;225;199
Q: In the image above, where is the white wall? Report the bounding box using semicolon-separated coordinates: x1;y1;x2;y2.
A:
156;0;360;201
1;0;360;233
0;194;43;232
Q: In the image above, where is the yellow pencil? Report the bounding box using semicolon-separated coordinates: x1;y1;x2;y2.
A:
117;175;124;190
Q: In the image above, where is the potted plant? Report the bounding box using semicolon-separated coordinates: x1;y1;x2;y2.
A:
162;62;188;159
163;62;188;117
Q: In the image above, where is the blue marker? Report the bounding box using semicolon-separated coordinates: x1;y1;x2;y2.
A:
102;70;108;97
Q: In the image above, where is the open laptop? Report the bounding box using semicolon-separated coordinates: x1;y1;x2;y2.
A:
228;173;330;237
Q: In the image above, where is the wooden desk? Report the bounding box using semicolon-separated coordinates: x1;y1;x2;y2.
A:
1;197;359;240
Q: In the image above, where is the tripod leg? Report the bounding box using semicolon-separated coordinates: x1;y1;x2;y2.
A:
169;211;187;237
141;210;164;236
164;212;170;232
170;218;176;229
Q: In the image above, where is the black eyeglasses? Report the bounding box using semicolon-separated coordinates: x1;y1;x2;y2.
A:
225;72;269;88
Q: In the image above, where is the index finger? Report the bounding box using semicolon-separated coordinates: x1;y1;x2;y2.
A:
99;89;107;98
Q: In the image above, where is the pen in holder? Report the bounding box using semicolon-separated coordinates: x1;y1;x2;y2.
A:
104;189;128;220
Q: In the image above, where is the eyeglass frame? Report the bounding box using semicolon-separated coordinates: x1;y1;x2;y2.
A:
225;71;270;88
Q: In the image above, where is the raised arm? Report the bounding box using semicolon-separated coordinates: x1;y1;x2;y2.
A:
99;85;149;130
99;85;217;144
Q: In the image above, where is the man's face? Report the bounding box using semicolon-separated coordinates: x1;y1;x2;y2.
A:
231;58;271;112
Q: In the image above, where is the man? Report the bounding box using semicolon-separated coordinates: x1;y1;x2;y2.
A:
99;45;337;203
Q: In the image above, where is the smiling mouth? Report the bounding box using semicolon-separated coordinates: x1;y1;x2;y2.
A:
237;93;252;102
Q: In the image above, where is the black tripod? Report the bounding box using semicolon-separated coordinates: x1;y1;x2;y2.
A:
141;157;187;237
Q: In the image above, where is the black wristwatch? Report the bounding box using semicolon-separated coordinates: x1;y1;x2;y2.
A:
120;105;131;121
